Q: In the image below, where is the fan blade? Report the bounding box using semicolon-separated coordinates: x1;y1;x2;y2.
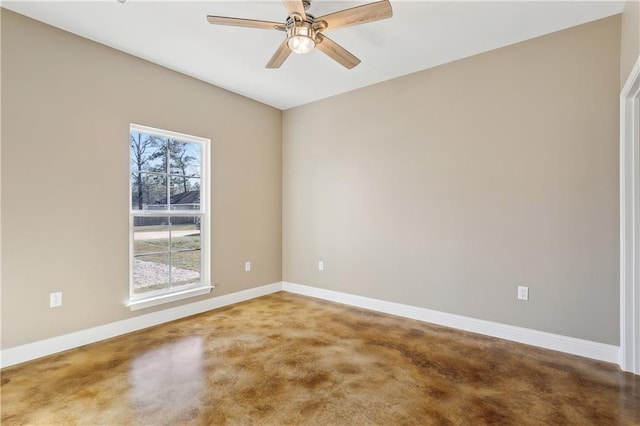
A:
316;34;361;69
315;0;392;31
266;40;292;68
207;16;285;31
282;0;306;21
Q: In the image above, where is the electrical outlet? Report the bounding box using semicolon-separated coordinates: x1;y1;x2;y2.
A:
245;261;251;272
517;286;529;301
50;292;62;308
318;261;324;271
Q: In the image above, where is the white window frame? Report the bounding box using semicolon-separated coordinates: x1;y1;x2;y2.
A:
127;123;212;311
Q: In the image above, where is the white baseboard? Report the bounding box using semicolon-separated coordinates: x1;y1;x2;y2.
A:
1;281;621;369
282;282;620;364
0;282;282;368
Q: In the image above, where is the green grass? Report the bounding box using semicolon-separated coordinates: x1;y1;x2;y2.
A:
133;224;196;232
134;236;200;271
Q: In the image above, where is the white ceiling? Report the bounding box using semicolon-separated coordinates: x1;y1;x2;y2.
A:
2;1;624;110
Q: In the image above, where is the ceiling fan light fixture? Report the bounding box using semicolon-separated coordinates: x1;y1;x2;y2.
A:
207;0;393;68
287;24;316;54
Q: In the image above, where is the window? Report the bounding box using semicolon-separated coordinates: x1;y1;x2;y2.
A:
128;124;211;310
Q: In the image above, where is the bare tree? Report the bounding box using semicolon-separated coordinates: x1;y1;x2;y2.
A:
169;139;197;193
130;133;163;210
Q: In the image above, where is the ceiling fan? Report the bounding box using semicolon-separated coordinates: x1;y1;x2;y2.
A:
206;0;393;69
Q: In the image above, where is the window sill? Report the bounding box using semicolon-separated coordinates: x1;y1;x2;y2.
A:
127;286;214;311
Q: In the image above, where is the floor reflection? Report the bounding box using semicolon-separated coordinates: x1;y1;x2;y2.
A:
129;336;204;423
2;293;638;424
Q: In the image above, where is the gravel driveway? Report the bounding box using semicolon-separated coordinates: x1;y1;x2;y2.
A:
133;259;199;289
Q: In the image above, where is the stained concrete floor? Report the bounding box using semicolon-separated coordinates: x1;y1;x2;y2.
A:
1;292;639;425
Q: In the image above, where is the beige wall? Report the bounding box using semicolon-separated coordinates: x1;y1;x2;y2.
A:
283;16;621;345
1;11;282;349
621;1;640;86
0;9;624;351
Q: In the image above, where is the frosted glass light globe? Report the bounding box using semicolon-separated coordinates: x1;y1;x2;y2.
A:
287;24;316;54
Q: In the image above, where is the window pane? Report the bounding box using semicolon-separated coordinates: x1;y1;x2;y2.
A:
169;140;201;177
130;125;208;302
130;132;166;173
170;177;200;210
131;173;167;211
133;219;170;255
171;251;201;287
133;254;170;294
170;218;200;251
